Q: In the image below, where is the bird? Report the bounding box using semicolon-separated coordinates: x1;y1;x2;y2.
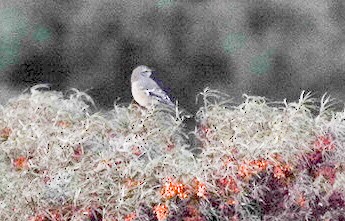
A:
131;65;174;108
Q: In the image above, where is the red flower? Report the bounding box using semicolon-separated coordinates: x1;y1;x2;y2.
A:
197;124;212;139
315;165;336;185
28;214;46;221
55;120;71;128
131;146;142;156
72;144;84;161
306;150;323;165
160;177;188;199
0;127;12;140
166;144;175;151
313;134;335;151
48;210;62;221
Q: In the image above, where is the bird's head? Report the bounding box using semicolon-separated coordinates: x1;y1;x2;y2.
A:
131;65;153;82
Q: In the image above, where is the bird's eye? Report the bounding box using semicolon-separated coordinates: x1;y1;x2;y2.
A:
141;70;151;76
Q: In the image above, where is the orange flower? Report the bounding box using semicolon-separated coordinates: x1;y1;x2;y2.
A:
237;158;292;182
13;156;28;170
237;159;272;180
273;166;285;179
296;194;307;207
217;176;240;193
227;198;237;205
222;155;235;167
153;204;169;221
273;164;292;180
238;162;253;180
124;212;136;221
194;179;207;198
249;159;270;172
160;177;188;199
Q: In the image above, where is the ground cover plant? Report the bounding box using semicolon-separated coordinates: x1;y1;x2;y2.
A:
0;85;344;220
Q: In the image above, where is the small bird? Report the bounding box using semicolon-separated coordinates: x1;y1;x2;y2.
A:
131;65;174;108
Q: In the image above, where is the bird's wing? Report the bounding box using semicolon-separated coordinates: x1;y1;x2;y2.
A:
139;78;174;106
147;88;174;106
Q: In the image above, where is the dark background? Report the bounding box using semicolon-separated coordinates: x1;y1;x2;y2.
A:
1;0;345;114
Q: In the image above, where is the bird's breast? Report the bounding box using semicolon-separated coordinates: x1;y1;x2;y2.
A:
131;81;151;107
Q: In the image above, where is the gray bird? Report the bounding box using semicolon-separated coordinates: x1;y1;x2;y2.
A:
131;65;174;108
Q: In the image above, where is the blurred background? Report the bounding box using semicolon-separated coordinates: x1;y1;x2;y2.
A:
1;0;345;114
